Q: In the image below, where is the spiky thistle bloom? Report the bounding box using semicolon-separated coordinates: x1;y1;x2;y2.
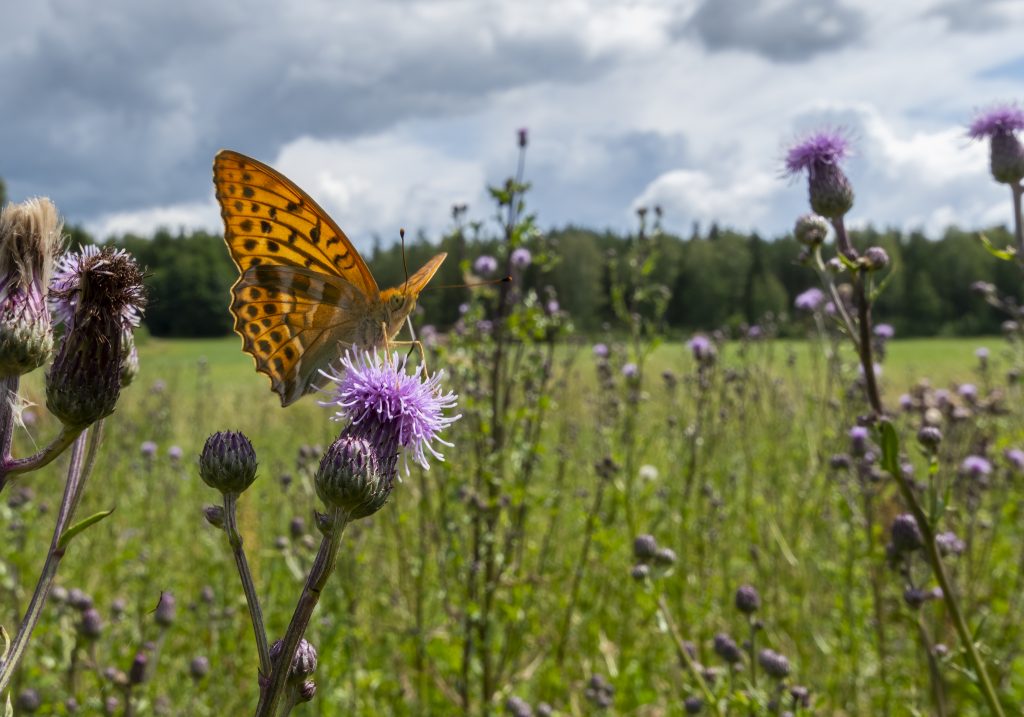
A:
319;350;461;475
785;130;855;219
0;198;63;376
794;287;825;312
45;247;146;428
968;104;1024;184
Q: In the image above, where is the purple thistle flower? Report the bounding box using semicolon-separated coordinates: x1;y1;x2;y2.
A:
50;245;143;331
473;255;498;276
785;129;855;219
960;455;993;480
622;362;638;379
510;248;532;270
794;287;825;312
141;441;157;459
849;425;869;455
687;334;716;364
592;343;609;359
874;323;895;339
1004;448;1024;473
958;383;978;401
168;445;183;462
968;105;1024;139
319;351;461;473
969;105;1024;184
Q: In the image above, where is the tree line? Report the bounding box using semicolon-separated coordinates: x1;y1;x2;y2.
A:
76;221;1017;338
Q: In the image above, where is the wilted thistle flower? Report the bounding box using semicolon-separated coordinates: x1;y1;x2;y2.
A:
473;255;498;276
319;350;461;475
785;130;854;219
758;649;791;679
0;198;62;376
199;431;258;495
314;436;390;520
735;584;761;614
891;513;923;553
794;287;825;312
968;104;1024;184
510;247;532;271
269;638;318;682
960;455;993;481
793;213;830;246
46;247;146;428
862;246;889;271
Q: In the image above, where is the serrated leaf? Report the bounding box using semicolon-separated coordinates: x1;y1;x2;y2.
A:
57;508;115;551
879;421;900;477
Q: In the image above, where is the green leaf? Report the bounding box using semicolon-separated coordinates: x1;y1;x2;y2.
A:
57;508;115;551
879;421;900;477
977;232;1016;261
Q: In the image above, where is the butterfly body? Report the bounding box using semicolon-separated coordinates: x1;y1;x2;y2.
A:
213;150;445;406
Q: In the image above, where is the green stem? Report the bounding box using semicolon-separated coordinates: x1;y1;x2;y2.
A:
656;596;724;717
2;425;85;481
0;426;100;693
253;509;347;717
223;492;271;679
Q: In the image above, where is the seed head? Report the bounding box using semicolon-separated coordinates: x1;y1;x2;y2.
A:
199;431;258;495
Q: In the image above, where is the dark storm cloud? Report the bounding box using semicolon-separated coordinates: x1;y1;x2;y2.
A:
0;1;614;223
683;0;866;62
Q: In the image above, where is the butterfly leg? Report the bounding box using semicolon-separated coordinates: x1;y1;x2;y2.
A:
382;321;428;372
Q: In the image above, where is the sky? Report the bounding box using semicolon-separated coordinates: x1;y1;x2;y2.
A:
2;0;1024;250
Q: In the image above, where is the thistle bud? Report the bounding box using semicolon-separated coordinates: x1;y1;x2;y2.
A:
299;680;317;702
129;651;148;685
735;584;761;614
189;656;210;680
793;214;829;247
758;649;791;679
203;505;225;529
155;592;176;627
862;246;889;271
890;513;923;553
199;431;258;495
269;638;318;682
16;688;41;713
785;132;854;219
314;436;390;519
969;106;1024;184
633;534;658;561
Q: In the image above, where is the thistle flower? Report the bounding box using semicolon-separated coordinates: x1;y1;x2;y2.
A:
848;425;870;456
473;255;498;276
917;426;942;452
319;350;461;474
510;247;532;270
874;324;895;339
15;689;41;713
785;130;854;219
1005;447;1024;472
890;513;923;553
960;455;992;480
794;287;825;312
0;198;63;376
968;105;1024;184
687;335;716;365
936;531;966;557
45;247;146;428
592;343;609;359
713;633;743;664
621;362;638;379
862;246;889;270
189;656;210;680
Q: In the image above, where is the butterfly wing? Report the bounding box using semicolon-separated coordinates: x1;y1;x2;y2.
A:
213;150;381;406
230;264;376;405
393;253;447;297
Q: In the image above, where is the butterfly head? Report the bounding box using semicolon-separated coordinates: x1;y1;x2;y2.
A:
379;287;420;335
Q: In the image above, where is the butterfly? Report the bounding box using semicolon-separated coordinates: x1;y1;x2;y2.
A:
213;150;446;406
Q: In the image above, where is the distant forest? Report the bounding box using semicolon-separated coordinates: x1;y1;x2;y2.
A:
2;178;1019;338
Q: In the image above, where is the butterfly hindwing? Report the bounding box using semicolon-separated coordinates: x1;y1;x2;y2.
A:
231;265;374;406
214;150;379;297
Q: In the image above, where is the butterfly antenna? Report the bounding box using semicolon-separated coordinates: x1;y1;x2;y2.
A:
400;228;410;291
425;276;512;291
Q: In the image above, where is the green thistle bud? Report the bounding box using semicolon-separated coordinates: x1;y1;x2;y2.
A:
199;431;258;495
0;198;62;377
793;213;829;247
809;163;855;219
314;436;391;519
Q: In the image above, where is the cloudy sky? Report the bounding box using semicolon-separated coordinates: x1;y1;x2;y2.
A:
2;0;1024;249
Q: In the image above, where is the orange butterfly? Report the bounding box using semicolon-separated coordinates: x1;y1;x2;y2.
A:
213;150;446;406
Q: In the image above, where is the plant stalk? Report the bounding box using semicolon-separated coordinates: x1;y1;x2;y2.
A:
223;492;271;679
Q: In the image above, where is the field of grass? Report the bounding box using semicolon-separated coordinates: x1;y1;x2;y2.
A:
2;333;1022;716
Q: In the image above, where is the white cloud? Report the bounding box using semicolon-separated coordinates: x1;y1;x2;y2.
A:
86;201;220;240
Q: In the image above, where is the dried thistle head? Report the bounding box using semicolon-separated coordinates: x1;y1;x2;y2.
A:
0;198;63;376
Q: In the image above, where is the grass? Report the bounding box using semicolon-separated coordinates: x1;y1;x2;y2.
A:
1;334;1020;715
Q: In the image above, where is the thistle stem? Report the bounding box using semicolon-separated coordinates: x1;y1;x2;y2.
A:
0;375;19;492
254;509;348;717
0;424;102;693
1012;182;1024;260
223;492;271;679
656;596;724;717
2;424;85;481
